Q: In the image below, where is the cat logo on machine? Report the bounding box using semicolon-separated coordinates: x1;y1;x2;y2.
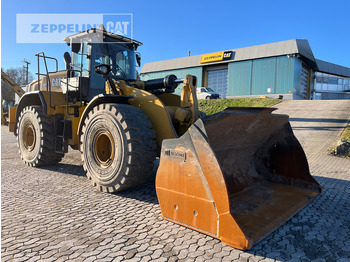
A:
52;78;62;88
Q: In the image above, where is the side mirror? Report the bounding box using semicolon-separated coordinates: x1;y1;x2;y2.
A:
95;64;111;75
71;43;81;53
136;53;141;67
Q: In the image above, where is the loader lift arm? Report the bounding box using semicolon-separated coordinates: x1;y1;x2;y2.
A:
1;70;26;125
1;70;26;98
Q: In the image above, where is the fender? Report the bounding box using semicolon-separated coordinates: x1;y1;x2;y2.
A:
14;91;47;135
16;91;47;120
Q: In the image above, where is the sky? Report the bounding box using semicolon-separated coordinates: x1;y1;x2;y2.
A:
1;0;350;77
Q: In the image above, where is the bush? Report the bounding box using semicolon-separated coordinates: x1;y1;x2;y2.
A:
198;98;281;115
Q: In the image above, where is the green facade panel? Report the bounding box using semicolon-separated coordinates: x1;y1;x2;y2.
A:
141;56;298;97
251;57;276;95
275;56;295;94
227;61;252;96
227;56;296;96
141;67;203;95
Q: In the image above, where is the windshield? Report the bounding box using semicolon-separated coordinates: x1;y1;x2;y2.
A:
93;43;136;80
207;88;215;92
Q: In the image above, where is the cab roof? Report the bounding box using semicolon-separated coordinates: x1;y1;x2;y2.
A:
63;25;143;47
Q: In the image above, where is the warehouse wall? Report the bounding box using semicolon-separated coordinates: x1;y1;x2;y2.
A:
141;56;302;97
276;56;295;94
227;60;252;96
227;56;296;96
141;67;203;95
251;57;276;95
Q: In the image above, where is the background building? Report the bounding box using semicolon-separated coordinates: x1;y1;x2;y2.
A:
140;39;350;100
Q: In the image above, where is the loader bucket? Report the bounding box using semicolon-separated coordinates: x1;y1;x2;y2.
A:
156;108;321;250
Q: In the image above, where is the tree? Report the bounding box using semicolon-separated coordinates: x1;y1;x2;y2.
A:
1;67;34;102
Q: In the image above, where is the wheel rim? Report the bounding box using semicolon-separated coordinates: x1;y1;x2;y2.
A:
93;131;115;167
23;123;36;151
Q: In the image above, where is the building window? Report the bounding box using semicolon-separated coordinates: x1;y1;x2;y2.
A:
314;72;350;96
328;78;338;85
314;93;322;100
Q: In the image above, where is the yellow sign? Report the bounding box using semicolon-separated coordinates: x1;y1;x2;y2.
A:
200;51;224;64
200;51;234;64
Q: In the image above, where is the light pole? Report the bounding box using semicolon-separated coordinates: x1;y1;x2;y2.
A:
23;59;31;85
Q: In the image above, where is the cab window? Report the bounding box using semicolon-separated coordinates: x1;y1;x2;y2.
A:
72;41;89;77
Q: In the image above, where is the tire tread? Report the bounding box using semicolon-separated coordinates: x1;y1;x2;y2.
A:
81;103;157;192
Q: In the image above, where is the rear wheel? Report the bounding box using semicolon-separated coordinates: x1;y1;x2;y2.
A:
80;103;157;192
205;96;211;100
17;106;63;166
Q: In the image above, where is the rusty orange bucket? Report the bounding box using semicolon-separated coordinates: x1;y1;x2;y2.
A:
156;108;321;250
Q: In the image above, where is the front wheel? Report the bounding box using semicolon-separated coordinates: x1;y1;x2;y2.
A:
80;103;157;192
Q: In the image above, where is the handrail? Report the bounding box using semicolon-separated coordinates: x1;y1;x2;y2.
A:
35;52;59;108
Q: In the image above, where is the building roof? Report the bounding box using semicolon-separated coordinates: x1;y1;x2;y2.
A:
316;59;350;78
141;39;317;74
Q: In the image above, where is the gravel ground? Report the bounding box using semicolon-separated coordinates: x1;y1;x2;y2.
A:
1;99;350;261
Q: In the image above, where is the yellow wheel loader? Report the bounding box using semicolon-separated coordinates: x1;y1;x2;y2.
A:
7;26;321;250
1;69;26;125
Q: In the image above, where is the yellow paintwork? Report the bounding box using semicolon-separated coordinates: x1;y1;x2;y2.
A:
174;108;188;122
9;91;84;148
56;105;85;147
157;93;181;107
9;106;17;132
40;91;67;113
116;81;178;146
10;76;198;151
38;91;84;147
179;75;199;134
27;71;67;92
200;51;225;64
114;76;198;145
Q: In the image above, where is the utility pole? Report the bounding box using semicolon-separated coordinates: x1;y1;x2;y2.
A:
23;59;31;85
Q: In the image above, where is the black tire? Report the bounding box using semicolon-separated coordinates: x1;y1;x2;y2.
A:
205;96;211;100
80;103;157;193
17;106;64;167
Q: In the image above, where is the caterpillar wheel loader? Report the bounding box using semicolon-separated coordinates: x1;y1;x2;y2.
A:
7;26;321;250
1;69;26;125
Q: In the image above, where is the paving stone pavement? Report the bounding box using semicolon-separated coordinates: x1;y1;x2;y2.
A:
1;100;350;261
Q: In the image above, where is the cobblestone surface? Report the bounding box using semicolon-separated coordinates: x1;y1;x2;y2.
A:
2;100;350;261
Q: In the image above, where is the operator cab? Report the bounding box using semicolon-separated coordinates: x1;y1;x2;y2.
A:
63;25;142;101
